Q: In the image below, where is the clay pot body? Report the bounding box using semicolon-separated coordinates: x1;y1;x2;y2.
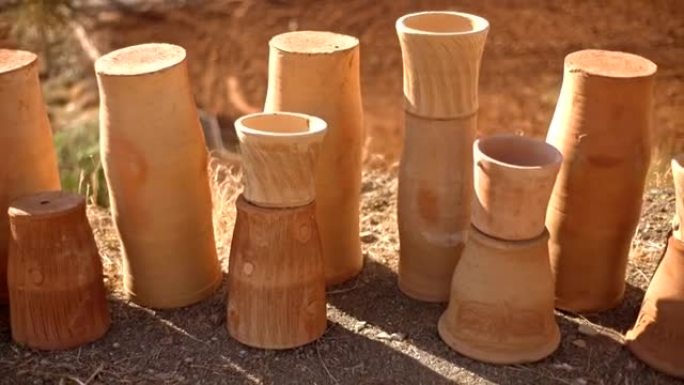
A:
439;227;560;364
0;50;61;303
671;155;684;239
472;134;562;241
264;31;363;285
96;43;221;309
396;12;489;302
546;49;657;312
625;236;684;378
8;191;110;350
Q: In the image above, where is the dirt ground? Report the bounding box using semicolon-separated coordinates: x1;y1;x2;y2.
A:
1;0;684;384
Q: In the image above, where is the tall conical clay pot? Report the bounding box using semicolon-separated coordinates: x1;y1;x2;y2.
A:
8;191;110;350
546;50;657;312
0;50;61;304
228;112;327;349
625;236;684;379
473;134;562;241
671;155;684;240
439;227;560;364
96;43;221;309
264;31;363;286
396;12;489;302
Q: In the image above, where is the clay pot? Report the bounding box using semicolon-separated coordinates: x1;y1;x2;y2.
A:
472;134;562;241
625;236;684;379
546;49;656;312
96;43;221;309
8;191;110;350
671;155;684;240
0;49;61;304
439;227;560;364
227;196;327;349
395;11;489;302
235;112;327;208
264;31;363;285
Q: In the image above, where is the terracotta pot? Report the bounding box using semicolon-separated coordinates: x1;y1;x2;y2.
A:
671;155;684;240
472;134;562;241
235;112;327;208
625;236;684;379
546;49;656;312
0;49;61;304
395;11;489;302
227;196;327;349
439;227;560;364
8;191;110;350
264;31;363;285
96;43;221;309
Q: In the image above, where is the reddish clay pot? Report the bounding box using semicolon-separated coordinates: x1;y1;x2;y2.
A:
546;49;657;312
472;134;562;241
625;236;684;379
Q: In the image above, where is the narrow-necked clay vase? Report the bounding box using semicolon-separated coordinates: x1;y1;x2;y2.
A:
264;31;363;286
8;191;110;350
235;112;326;208
0;49;61;304
228;112;327;349
546;49;657;312
671;155;684;240
473;134;562;241
96;43;221;309
396;11;489;302
439;227;560;364
625;236;684;379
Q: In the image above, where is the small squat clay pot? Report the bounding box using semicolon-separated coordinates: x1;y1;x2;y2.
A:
8;191;110;350
439;226;560;364
472;134;562;240
671;155;684;240
625;236;684;379
235;112;327;208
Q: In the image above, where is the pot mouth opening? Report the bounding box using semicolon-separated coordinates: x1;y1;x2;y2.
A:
476;134;562;170
396;11;489;36
95;43;186;77
236;112;327;138
0;49;37;76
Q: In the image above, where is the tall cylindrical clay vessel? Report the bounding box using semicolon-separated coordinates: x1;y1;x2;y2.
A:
0;49;61;304
96;43;221;309
546;49;657;312
264;31;364;286
396;12;489;302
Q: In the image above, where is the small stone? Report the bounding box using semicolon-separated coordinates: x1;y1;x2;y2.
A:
239;350;247;357
209;314;221;325
552;363;574;371
211;336;218;342
360;232;377;243
184;357;193;363
376;331;391;340
573;379;588;385
39;359;49;366
390;332;406;342
112;342;120;349
572;339;587;348
578;323;599;337
354;321;367;332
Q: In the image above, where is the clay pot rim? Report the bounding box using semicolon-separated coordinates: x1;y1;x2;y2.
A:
95;43;186;77
8;190;84;220
0;49;37;76
235;112;327;142
469;225;549;249
396;11;489;37
565;49;657;79
269;31;359;55
672;154;684;175
474;134;562;171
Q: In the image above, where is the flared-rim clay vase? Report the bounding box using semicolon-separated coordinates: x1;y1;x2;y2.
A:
472;134;562;241
546;49;657;312
439;227;560;364
625;236;684;379
396;11;489;302
0;49;61;304
264;31;364;286
235;112;327;208
96;43;221;309
8;191;110;350
671;155;684;240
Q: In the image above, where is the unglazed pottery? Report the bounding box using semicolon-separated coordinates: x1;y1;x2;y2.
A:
625;236;684;379
0;49;61;304
439;227;560;364
546;49;657;312
8;191;110;350
472;134;562;241
396;11;489;302
235;112;326;208
264;31;363;285
96;43;221;309
671;155;684;240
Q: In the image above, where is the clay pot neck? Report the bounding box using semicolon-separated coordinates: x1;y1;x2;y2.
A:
235;112;327;144
469;225;549;250
396;11;489;36
475;134;562;170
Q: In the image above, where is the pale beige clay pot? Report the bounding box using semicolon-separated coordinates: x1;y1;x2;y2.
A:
96;43;221;309
235;112;326;208
671;155;684;240
396;11;489;302
472;134;562;241
264;31;364;286
439;227;560;364
0;49;61;304
546;49;657;313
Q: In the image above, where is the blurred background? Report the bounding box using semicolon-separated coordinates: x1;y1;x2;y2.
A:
1;0;682;205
